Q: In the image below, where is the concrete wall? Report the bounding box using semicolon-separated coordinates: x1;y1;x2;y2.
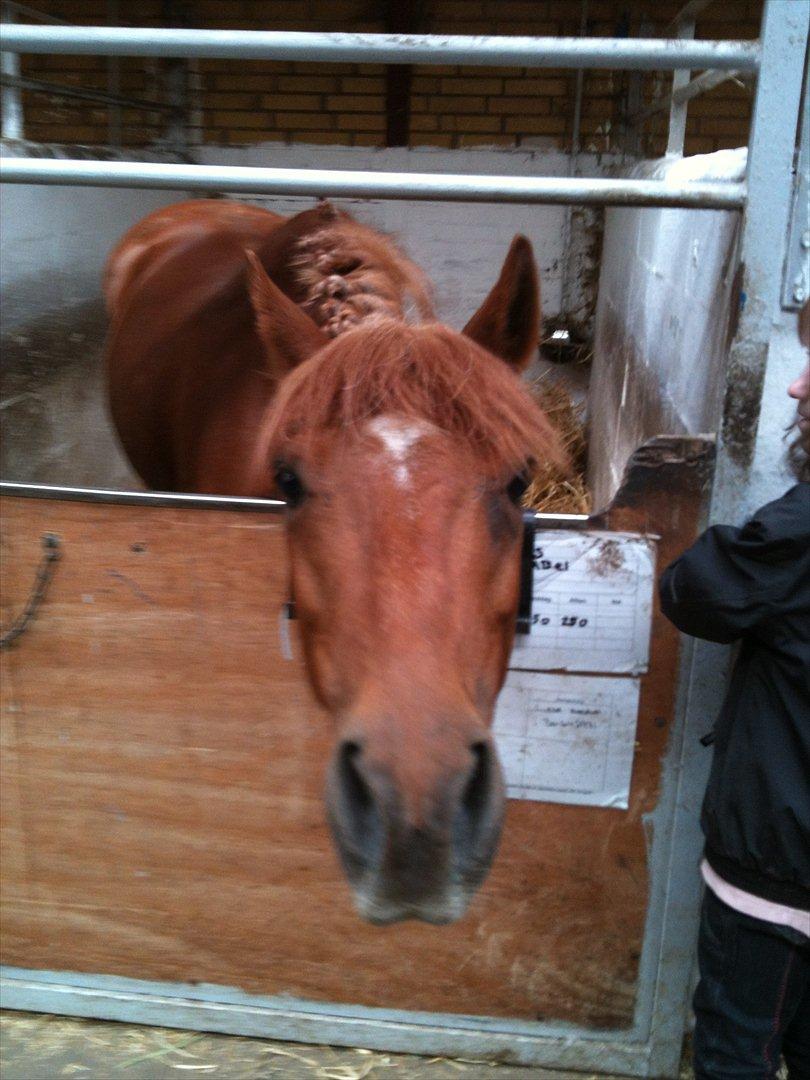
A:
0;143;188;486
587;149;747;509
0;144;188;327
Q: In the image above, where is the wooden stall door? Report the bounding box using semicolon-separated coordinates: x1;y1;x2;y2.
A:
0;438;711;1029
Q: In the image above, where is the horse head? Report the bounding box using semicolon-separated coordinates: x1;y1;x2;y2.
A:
247;237;567;924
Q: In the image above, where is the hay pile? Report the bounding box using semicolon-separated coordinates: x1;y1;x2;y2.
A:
523;377;591;515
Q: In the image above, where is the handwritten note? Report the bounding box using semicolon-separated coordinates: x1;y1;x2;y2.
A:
511;530;655;675
493;671;641;808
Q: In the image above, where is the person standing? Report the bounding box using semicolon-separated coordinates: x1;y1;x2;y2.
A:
658;308;809;1079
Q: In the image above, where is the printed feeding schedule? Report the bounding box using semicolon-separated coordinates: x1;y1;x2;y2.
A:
510;530;656;675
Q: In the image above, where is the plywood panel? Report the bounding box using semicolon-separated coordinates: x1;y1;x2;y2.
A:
0;443;710;1028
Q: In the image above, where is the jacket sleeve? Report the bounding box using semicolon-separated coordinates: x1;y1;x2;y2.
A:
658;485;810;644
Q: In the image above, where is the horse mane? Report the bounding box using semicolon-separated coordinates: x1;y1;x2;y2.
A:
264;320;568;476
291;214;435;337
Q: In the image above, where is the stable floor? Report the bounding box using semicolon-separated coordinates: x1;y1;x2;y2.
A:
0;1012;694;1080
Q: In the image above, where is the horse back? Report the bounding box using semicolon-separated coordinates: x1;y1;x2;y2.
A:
105;198;432;495
105;200;288;494
104;199;284;319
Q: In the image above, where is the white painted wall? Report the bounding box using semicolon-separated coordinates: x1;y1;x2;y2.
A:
0;145;187;327
588;149;747;508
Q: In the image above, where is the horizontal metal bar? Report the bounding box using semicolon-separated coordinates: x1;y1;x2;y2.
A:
0;969;651;1074
0;25;760;72
0;73;173;111
0;483;589;529
0;481;286;513
525;510;591;528
0;158;747;209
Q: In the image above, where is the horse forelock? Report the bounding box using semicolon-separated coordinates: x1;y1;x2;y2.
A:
290;220;435;339
263;321;568;476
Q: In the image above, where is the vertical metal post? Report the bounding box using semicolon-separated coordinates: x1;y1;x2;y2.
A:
622;12;653;159
781;55;809;310
646;3;810;1073
569;0;587;164
1;2;24;140
106;0;122;148
158;0;190;157
560;0;590;332
718;0;809;498
666;15;695;156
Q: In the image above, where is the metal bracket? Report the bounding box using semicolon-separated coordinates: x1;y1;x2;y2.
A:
782;54;809;310
516;521;535;635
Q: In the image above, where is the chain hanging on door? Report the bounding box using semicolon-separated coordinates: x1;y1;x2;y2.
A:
0;533;61;650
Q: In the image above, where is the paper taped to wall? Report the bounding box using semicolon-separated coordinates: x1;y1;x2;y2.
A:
511;530;655;675
493;670;641;808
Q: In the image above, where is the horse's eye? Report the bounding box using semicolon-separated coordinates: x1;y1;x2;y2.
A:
506;471;530;505
274;464;307;508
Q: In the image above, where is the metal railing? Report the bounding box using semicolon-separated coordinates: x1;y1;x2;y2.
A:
0;25;759;70
0;157;747;208
0;1;182;144
0;0;763;161
0;20;760;208
623;0;755;158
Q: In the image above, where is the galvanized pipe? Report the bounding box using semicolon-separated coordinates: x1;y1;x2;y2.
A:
669;0;715;29
0;25;761;72
0;481;285;513
666;14;696;157
636;68;746;123
0;158;747;209
0;482;590;528
0;3;24;140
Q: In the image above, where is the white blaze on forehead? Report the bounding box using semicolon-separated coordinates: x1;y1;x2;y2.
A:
366;415;432;486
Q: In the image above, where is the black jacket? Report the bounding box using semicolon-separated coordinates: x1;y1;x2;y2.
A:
659;483;810;910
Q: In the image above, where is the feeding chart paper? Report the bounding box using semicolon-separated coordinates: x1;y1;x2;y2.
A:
510;530;656;675
493;670;641;808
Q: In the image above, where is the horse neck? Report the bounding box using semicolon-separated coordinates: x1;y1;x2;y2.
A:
291;220;434;338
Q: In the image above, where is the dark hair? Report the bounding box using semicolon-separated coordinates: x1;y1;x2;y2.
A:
787;300;809;480
785;421;810;482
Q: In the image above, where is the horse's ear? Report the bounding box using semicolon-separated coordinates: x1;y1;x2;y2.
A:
246;250;326;376
462;235;540;372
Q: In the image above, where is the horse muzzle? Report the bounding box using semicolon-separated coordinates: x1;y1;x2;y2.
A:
325;735;505;924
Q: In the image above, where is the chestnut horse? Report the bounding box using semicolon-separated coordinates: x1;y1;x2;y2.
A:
105;199;565;924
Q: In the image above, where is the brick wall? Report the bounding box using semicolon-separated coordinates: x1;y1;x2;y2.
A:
14;0;762;156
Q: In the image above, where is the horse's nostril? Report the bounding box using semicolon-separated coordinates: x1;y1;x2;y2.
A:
337;740;371;809
453;739;503;865
329;740;384;875
463;741;491;816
